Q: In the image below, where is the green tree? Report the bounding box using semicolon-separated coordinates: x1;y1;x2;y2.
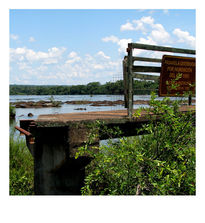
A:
9;79;159;95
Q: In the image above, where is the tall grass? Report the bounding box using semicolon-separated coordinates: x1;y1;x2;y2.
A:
9;131;34;195
9;104;16;118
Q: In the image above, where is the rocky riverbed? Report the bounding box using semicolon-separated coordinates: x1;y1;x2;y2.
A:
10;98;195;108
10;99;150;108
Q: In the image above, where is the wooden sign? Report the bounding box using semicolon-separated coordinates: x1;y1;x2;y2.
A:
159;55;195;96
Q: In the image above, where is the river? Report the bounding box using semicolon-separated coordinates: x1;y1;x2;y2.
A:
10;94;192;140
10;94;153;123
9;94;150;141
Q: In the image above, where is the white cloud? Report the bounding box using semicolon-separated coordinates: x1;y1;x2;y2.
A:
103;15;195;62
10;47;66;64
102;35;132;54
15;48;26;54
150;26;170;43
26;49;47;61
93;64;104;70
17;62;32;71
117;38;132;54
96;51;110;59
48;47;66;58
55;51;121;85
102;35;119;43
108;61;120;67
37;65;48;72
120;22;135;31
120;16;171;44
65;58;81;64
102;15;195;65
66;51;81;64
173;28;195;48
29;37;35;42
10;47;68;84
132;20;147;33
68;51;78;58
140;16;154;25
120;16;155;32
85;54;93;61
10;34;19;40
42;58;58;65
139;36;157;45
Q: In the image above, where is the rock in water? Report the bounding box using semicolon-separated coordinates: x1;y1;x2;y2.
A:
74;108;87;110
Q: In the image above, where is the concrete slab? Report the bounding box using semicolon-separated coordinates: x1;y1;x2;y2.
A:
36;105;195;127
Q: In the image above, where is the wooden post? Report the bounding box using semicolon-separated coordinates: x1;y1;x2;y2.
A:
188;95;192;106
123;43;195;118
127;45;133;118
123;57;128;108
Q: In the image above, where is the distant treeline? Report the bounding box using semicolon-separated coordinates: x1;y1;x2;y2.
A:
10;80;159;95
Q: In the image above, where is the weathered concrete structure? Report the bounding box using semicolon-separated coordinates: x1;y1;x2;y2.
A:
17;107;195;195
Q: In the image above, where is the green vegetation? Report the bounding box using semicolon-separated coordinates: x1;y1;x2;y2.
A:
76;92;195;195
9;74;195;195
10;131;34;195
10;80;158;95
9;92;195;195
49;95;62;107
9;104;16;118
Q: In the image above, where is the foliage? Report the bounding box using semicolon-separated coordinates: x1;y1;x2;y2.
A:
9;104;16;118
10;80;158;95
76;92;195;195
10;131;34;195
49;95;62;107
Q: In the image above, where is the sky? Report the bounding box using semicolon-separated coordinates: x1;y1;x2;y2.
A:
10;9;196;85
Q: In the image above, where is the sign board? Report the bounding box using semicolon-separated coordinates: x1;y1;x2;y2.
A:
159;55;195;96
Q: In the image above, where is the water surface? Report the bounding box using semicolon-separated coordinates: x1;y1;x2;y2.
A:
10;94;192;137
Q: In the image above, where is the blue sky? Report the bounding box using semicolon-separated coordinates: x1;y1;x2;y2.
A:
10;9;196;85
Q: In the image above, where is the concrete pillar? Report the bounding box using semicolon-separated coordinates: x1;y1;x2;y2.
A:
33;126;91;195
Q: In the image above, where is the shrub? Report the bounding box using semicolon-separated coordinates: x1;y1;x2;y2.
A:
76;93;196;195
9;132;34;195
9;104;16;118
49;95;62;107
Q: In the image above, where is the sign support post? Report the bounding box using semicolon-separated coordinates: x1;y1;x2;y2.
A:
189;95;192;106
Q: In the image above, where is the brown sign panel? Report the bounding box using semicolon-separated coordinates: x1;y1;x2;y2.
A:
159;55;195;96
